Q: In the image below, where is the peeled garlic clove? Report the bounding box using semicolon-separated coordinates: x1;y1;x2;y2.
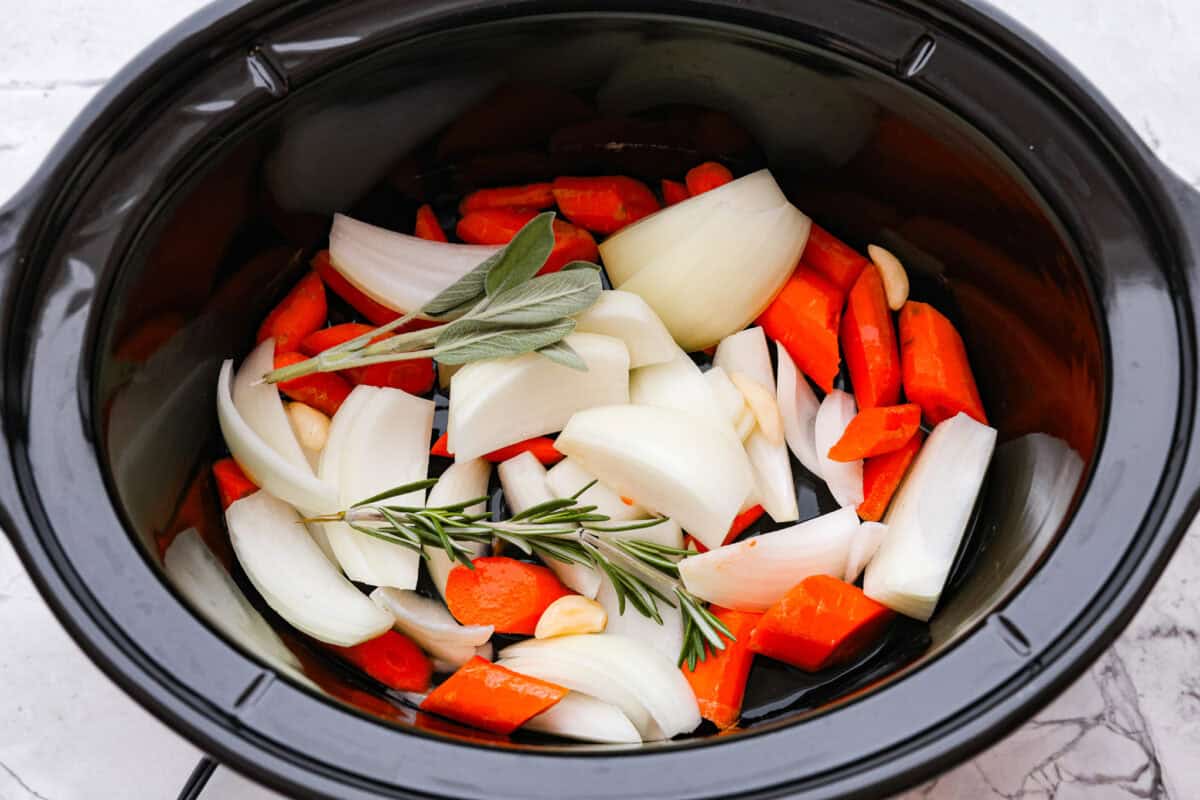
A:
534;595;607;639
868;244;909;311
730;371;784;446
286;401;331;467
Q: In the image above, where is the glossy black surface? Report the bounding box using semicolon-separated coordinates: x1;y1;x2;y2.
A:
1;1;1198;799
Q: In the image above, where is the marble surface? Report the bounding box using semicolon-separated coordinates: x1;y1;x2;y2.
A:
1;1;1198;798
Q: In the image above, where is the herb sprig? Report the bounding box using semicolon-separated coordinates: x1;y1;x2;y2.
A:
264;213;602;384
305;478;732;666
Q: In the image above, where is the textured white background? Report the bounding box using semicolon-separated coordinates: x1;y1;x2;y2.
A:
1;1;1198;798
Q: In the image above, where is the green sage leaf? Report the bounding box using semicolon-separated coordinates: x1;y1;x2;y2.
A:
562;260;602;271
433;318;576;365
483;212;556;297
537;340;587;371
470;269;602;327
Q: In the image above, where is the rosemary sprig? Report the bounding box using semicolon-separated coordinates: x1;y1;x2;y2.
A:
263;213;603;384
306;478;731;665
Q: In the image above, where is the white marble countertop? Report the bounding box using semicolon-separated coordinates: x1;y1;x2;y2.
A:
1;1;1198;798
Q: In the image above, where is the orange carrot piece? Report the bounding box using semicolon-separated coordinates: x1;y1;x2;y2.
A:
455;211;597;274
801;225;870;296
899;302;988;425
459;183;554;214
828;404;922;462
300;322;434;395
661;179;690;206
682;606;762;729
841;265;901;409
551;176;661;235
431;432;453;458
541;220;598;274
445;557;573;635
257;271;327;353
684;161;734;195
300;323;378;356
420;656;567;735
414;204;448;242
757;267;842;392
212;458;257;510
313;251;396;327
330;630;432;692
619;495;636;507
748;575;893;672
858;431;923;522
686;505;764;553
273;351;353;416
430;433;562;465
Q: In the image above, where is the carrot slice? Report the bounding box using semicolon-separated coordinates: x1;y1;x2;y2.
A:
430;432;453;458
273;351;353;416
300;323;435;395
899;301;988;425
541;220;598;274
551;176;661;235
841;265;901;409
312;250;417;329
456;211;597;273
414;204;448;242
420;656;567;734
661;179;690;206
684;161;734;195
686;505;764;553
801;225;870;296
748;575;893;671
445;557;573;635
459;183;554;214
828;404;921;462
330;630;432;692
757;267;842;392
212;458;258;510
429;432;562;465
300;323;377;356
681;606;762;729
257;271;327;353
857;431;923;522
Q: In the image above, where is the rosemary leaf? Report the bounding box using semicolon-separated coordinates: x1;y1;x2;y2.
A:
350;479;438;508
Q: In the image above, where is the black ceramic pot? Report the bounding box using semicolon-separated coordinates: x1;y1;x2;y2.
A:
2;1;1199;798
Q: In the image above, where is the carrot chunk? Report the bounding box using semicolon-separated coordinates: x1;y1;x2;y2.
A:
749;575;893;672
661;178;690;206
801;225;870;296
757;267;842;392
212;458;258;510
459;183;554;214
841;265;902;409
430;432;453;458
420;656;567;735
331;630;433;692
541;220;599;274
312;250;399;327
300;322;434;395
430;433;562;465
257;271;327;353
414;204;448;242
300;323;377;356
455;211;596;274
828;404;922;462
273;351;353;416
899;302;988;425
445;557;573;635
684;161;734;195
551;176;661;235
857;431;923;522
686;505;765;553
681;606;762;729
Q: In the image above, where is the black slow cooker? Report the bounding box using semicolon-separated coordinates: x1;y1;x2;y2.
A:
2;1;1199;798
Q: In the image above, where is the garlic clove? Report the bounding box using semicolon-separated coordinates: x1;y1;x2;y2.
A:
730;371;785;446
286;401;331;467
868;244;909;311
534;595;608;639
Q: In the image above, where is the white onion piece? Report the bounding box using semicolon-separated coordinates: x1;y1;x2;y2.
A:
844;522;887;584
595;574;683;665
713;328;798;523
226;491;392;646
425;458;492;598
499;634;700;740
448;333;630;461
629;348;733;433
815;390;864;508
679;507;860;611
546;458;646;521
330;214;500;318
776;343;823;477
573;290;677;368
499;452;600;599
613;517;683;550
317;385;377;567
232;339;312;473
216;361;338;516
599;171;810;350
370;588;493;670
704;366;754;440
864;413;997;620
556;404;755;550
524;692;641;744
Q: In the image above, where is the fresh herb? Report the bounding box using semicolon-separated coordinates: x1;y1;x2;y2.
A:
263;212;602;384
304;477;731;665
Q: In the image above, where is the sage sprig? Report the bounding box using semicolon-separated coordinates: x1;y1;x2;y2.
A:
263;212;603;384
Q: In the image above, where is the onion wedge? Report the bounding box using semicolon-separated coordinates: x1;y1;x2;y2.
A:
705;366;755;440
815;390;864;508
370;588;493;670
573;290;677;368
448;333;630;461
499;634;700;740
629;348;735;434
595;574;683;665
524;692;641;744
864;413;997;620
545;458;646;521
556;404;755;549
425;458;492;598
678;507;860;611
226;491;392;646
844;521;887;584
776;343;822;477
